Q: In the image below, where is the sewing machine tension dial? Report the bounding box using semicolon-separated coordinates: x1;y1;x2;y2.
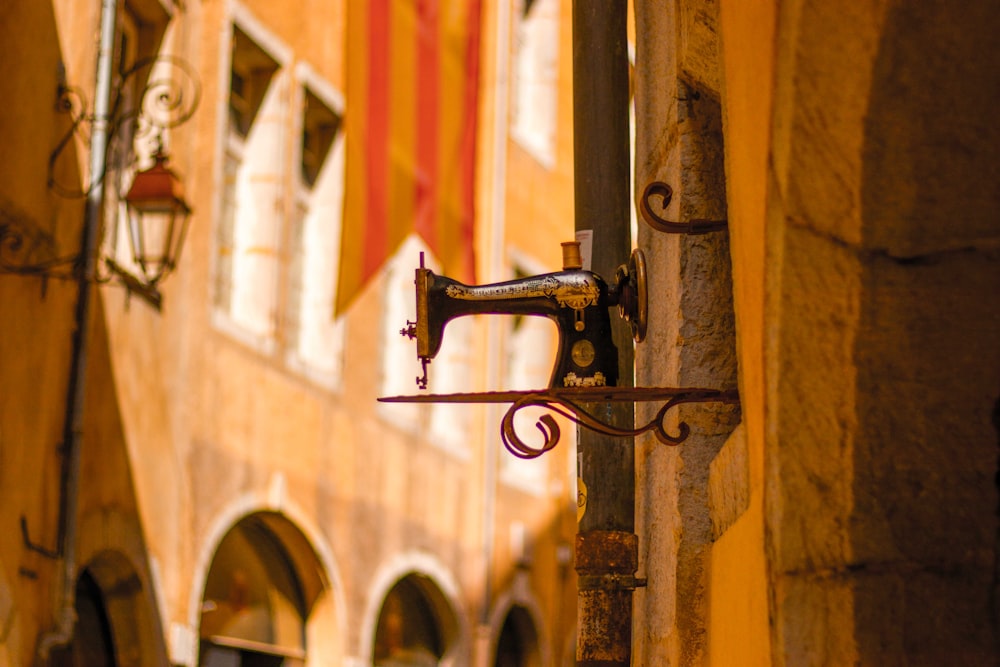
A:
571;340;597;367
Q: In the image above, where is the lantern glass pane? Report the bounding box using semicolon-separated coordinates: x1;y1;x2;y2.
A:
129;207;178;281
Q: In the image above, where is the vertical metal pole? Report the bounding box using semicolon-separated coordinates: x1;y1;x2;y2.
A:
36;0;118;660
572;2;635;666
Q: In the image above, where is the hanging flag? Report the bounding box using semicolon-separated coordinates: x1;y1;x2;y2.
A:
336;0;481;314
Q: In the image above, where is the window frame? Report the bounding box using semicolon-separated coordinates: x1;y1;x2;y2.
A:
210;8;290;354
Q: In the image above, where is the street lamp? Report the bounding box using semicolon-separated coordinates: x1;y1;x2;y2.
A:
0;55;199;307
122;149;192;286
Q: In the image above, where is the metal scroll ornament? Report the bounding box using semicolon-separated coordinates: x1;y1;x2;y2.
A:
48;55;201;198
379;387;740;459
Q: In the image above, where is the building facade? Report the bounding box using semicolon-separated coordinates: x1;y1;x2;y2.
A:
2;0;579;665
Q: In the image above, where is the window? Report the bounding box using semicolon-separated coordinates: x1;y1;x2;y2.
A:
511;0;560;167
299;89;340;188
50;571;116;667
211;15;348;385
373;575;456;666
285;75;346;387
495;606;542;667
213;24;283;347
199;519;307;667
380;236;432;428
427;313;475;448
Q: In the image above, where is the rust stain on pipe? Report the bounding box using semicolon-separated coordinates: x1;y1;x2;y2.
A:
576;530;638;665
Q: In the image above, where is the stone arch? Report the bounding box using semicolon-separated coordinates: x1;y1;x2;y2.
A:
189;494;346;666
360;551;467;666
45;549;165;667
62;508;171;666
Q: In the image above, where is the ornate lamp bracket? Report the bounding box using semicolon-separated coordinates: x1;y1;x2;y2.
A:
379;386;739;459
48;55;201;200
0;214;75;286
2;55;200;304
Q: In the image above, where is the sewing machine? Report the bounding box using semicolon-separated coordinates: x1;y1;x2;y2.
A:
400;243;646;390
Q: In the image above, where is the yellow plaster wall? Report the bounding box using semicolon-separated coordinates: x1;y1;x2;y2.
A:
0;1;98;663
708;501;770;666
705;1;777;664
718;0;774;497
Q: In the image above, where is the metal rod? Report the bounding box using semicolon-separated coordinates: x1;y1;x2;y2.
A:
572;2;634;664
36;0;118;660
380;388;738;460
379;386;739;404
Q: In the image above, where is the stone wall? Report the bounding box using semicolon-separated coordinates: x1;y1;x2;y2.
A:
633;1;741;664
633;0;1000;664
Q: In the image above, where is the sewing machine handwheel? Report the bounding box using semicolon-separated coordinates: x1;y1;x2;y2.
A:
619;248;647;343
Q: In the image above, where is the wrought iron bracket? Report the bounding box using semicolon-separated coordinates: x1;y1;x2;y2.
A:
379;386;739;459
639;181;728;235
1;220;161;305
0;217;77;291
49;55;201;199
106;258;163;310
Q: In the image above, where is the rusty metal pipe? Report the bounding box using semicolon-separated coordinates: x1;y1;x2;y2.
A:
572;1;635;665
36;0;118;660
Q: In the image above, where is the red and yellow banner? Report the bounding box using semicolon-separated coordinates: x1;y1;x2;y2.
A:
337;0;481;314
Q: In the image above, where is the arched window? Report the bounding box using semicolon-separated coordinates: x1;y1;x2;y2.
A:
49;551;159;667
494;606;541;667
199;518;307;666
50;570;117;667
373;574;457;666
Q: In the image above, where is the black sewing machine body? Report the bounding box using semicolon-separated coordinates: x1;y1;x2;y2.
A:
402;247;645;390
410;265;619;389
